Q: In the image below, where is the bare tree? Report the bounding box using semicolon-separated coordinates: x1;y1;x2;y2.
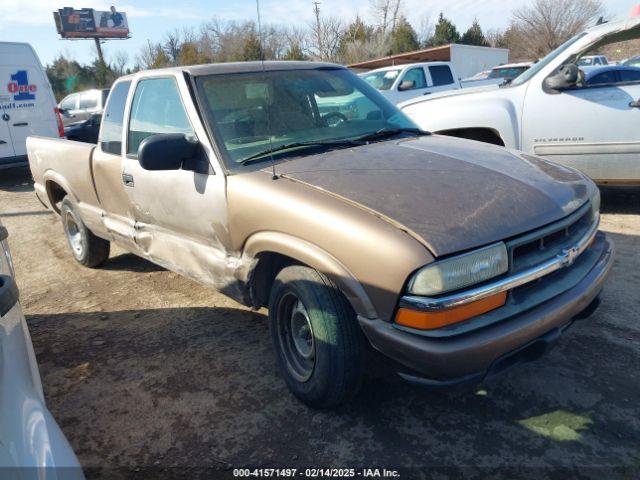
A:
339;31;389;64
370;0;402;33
511;0;605;59
308;4;343;61
110;50;129;76
163;30;182;66
417;13;434;46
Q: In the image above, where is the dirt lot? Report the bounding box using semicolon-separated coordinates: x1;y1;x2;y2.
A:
1;166;639;479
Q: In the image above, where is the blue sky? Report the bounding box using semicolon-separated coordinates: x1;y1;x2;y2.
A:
0;0;635;67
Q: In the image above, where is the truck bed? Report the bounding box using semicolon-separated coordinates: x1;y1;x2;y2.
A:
26;136;101;213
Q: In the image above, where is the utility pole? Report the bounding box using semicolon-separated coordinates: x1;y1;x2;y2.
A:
312;1;323;60
94;38;106;67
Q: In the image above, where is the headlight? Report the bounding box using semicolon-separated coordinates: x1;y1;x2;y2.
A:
407;242;509;296
590;188;600;221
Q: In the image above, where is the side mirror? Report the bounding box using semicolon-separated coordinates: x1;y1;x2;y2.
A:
544;64;582;91
138;133;200;171
398;80;416;91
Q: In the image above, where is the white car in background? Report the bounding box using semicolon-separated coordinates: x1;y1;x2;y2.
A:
0;222;84;479
577;54;609;66
400;16;640;185
461;62;534;87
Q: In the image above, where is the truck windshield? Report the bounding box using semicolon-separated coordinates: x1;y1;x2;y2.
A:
360;69;402;90
195;68;419;171
510;32;588;87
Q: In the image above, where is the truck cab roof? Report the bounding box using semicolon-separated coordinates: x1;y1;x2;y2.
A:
118;61;345;83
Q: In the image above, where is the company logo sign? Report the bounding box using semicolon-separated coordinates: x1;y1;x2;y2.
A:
7;71;37;101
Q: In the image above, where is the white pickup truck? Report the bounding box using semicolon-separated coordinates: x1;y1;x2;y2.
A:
360;62;461;104
400;17;640;185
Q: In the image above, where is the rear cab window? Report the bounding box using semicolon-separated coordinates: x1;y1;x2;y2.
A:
100;80;131;155
126;77;194;156
79;91;98;110
429;65;455;86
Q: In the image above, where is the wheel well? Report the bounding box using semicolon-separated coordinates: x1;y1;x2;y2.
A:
249;252;299;308
46;181;68;214
437;128;505;146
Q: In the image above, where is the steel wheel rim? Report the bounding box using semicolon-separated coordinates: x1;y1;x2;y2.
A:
65;211;83;257
276;291;315;382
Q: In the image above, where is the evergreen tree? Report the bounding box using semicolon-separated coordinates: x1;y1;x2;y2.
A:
282;44;307;60
242;33;263;61
338;16;374;57
389;16;420;54
461;19;489;46
431;12;460;46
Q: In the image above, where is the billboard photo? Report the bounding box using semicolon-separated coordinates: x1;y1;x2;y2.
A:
54;7;129;39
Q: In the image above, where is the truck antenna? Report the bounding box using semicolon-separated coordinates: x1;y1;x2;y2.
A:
255;0;278;180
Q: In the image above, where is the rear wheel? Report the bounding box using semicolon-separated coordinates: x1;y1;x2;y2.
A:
60;197;110;267
268;265;365;408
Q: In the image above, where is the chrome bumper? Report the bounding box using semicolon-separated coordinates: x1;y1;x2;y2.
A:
401;217;600;312
358;232;613;381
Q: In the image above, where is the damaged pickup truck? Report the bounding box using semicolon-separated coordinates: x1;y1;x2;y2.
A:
27;62;613;408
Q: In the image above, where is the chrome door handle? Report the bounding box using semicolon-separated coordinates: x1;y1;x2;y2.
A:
122;173;134;187
13;122;28;127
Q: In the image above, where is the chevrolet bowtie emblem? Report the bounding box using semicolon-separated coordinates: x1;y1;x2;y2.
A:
561;246;580;267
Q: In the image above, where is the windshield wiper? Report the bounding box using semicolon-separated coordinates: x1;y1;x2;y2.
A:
353;127;427;143
238;128;428;166
239;139;360;165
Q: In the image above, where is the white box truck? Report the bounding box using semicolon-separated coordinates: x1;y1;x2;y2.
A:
0;42;63;169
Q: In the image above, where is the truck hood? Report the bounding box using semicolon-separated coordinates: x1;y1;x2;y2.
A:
274;135;593;257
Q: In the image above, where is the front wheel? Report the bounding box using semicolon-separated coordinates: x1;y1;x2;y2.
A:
60;197;110;267
268;265;365;408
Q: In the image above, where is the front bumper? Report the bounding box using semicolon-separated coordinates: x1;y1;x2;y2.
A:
358;231;614;386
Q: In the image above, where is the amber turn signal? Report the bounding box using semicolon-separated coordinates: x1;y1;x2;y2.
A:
395;291;507;330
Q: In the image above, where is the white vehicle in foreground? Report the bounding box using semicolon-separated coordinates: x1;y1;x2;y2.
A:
0;42;63;169
400;17;640;185
0;222;84;479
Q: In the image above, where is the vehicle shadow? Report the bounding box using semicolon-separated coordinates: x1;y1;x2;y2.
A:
25;264;639;476
0;166;34;192
599;185;640;214
102;253;166;273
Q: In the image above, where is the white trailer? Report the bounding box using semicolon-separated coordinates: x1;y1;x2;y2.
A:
446;44;509;80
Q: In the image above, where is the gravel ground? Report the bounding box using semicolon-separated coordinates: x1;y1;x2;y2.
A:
1;166;639;480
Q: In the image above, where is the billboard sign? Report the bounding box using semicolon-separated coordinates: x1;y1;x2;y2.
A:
53;7;129;39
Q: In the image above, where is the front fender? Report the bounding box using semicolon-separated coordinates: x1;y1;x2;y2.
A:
402;95;521;149
241;231;378;319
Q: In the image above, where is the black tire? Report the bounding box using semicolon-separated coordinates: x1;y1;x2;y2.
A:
268;265;365;408
60;197;110;268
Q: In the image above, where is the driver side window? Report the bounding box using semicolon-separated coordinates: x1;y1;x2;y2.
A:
60;94;77;111
127;77;194;156
401;68;427;90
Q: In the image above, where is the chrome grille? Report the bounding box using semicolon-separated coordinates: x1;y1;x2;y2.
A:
507;202;594;274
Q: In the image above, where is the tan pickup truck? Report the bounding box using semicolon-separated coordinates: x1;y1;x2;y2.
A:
27;62;613;408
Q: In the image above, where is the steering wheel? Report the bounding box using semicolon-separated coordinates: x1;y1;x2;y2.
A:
322;111;348;127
